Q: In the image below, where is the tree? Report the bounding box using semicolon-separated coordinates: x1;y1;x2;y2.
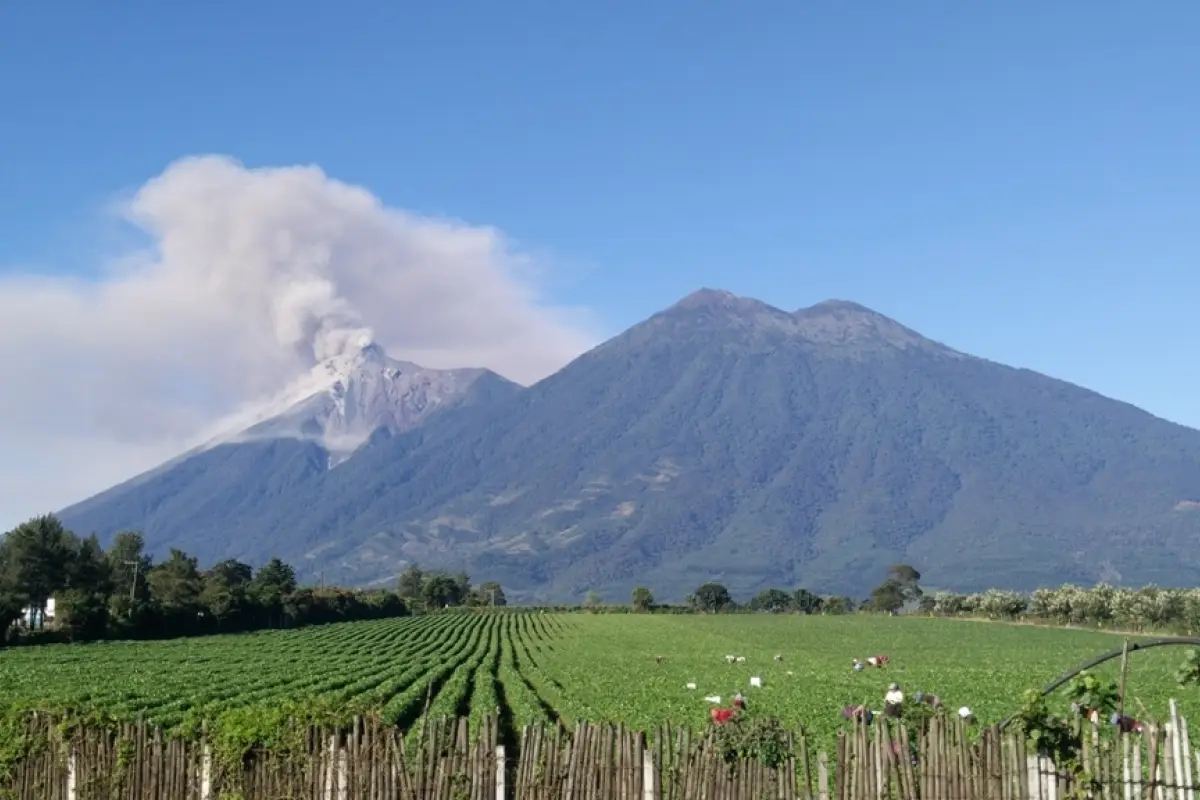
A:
56;588;109;641
823;596;854;615
148;549;203;632
0;588;23;642
422;573;464;609
58;534;113;641
693;583;732;613
792;588;824;614
358;589;409;617
68;535;112;595
2;515;75;629
583;590;602;610
631;586;654;612
105;531;153;628
868;580;907;614
473;581;507;607
396;564;425;610
200;559;254;629
886;564;923;602
749;588;792;613
0;537;27;640
453;571;472;603
250;558;296;627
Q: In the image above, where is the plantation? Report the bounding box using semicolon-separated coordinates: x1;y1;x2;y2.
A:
1;612;1196;743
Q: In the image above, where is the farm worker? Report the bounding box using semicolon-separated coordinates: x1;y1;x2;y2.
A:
842;705;874;725
732;692;747;710
1070;702;1102;724
866;655;890;668
852;659;864;672
883;683;904;718
1110;713;1144;734
711;705;740;725
913;691;943;708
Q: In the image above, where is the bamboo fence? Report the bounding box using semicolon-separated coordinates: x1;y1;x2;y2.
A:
5;703;1200;799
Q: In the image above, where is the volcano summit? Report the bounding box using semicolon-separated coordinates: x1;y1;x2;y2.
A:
58;290;1200;601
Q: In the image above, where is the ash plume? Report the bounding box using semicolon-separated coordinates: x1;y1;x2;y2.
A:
0;155;599;528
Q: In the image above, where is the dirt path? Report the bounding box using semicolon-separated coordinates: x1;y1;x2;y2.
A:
924;614;1171;639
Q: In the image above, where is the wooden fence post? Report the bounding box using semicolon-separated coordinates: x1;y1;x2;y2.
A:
337;743;348;800
66;745;76;800
200;742;213;800
642;749;655;800
495;745;506;800
324;735;336;800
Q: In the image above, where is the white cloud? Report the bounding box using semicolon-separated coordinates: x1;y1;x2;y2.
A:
0;155;599;529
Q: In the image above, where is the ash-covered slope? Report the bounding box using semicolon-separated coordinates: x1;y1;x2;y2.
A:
59;341;520;555
208;340;511;465
62;289;1200;600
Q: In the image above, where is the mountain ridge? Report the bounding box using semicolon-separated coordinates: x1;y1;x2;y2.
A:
57;289;1200;601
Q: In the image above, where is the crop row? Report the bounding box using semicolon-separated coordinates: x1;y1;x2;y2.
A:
8;611;1189;742
0;611;590;737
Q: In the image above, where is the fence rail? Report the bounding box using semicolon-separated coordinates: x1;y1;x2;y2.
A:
5;704;1200;799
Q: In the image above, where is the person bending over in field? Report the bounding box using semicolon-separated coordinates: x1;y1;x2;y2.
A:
913;691;943;708
1110;713;1145;734
710;692;748;726
882;683;904;719
852;656;890;671
842;704;875;725
711;703;741;726
711;707;738;725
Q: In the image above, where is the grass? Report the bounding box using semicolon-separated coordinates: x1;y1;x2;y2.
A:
1;612;1196;742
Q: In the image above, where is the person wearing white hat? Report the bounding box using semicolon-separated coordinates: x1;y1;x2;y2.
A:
883;683;904;718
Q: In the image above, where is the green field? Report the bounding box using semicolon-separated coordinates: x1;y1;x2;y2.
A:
2;613;1195;740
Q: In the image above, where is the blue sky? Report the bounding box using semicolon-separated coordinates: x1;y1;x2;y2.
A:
1;1;1197;430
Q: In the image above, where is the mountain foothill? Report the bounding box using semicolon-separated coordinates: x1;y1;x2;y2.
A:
53;289;1200;603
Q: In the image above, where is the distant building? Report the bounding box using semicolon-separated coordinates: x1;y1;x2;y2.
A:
21;597;55;628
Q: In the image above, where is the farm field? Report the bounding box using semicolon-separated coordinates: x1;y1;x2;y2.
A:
1;612;1194;741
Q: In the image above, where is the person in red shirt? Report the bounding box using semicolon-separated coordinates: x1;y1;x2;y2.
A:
711;693;747;725
711;707;738;725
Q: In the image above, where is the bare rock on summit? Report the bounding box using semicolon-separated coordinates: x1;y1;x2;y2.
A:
218;341;510;465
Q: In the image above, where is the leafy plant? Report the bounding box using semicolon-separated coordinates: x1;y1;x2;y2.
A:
1177;649;1200;687
1012;690;1081;769
1064;671;1118;720
710;716;793;770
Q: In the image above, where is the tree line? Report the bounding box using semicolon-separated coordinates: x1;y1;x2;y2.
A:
620;564;924;615
622;567;1200;636
394;563;507;611
0;515;505;645
923;584;1200;633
